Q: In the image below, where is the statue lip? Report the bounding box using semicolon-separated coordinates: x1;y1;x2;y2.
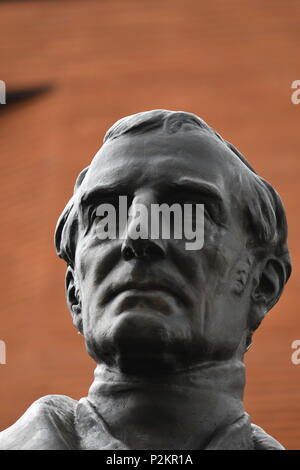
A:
102;280;190;307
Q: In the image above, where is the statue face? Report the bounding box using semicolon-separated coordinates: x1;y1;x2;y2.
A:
72;129;256;374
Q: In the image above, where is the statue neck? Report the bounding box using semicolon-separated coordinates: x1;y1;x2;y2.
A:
87;359;246;450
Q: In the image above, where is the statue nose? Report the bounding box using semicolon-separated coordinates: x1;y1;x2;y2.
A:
121;190;166;261
121;236;166;261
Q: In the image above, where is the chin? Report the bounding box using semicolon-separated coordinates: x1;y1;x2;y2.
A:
115;351;179;376
87;309;192;375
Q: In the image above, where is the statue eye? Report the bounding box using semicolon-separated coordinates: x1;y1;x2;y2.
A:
86;207;99;226
86;204;108;226
183;200;213;224
87;196;120;223
204;206;214;224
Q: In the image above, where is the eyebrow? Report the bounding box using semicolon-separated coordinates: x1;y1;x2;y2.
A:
79;182;129;209
167;177;228;226
172;177;224;201
79;176;228;225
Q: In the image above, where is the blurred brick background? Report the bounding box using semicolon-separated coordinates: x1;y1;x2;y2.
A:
0;0;299;449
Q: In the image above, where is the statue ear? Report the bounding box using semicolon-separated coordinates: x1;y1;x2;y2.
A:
65;266;83;334
249;258;285;332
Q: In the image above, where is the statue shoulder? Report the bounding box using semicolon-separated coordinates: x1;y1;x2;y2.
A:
251;423;285;450
0;395;78;450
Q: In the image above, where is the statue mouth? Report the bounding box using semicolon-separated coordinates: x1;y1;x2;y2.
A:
102;280;190;308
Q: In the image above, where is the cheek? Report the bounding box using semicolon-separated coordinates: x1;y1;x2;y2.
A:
193;227;232;289
75;237;123;326
74;238;104;313
75;233;120;281
168;224;228;286
190;229;252;316
194;242;253;352
204;302;249;356
75;236;97;281
204;226;251;292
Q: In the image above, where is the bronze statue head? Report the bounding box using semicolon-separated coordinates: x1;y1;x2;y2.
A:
55;110;291;375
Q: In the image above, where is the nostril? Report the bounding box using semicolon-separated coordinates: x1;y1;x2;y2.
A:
144;243;165;260
121;238;166;261
122;245;134;261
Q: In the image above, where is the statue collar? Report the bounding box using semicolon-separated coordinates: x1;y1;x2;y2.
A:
75;397;256;450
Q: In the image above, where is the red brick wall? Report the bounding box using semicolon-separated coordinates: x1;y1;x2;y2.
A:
0;0;300;449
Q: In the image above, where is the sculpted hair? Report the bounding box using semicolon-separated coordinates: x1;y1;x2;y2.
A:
55;110;291;298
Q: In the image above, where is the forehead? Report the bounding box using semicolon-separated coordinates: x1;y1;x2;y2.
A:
84;129;245;193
